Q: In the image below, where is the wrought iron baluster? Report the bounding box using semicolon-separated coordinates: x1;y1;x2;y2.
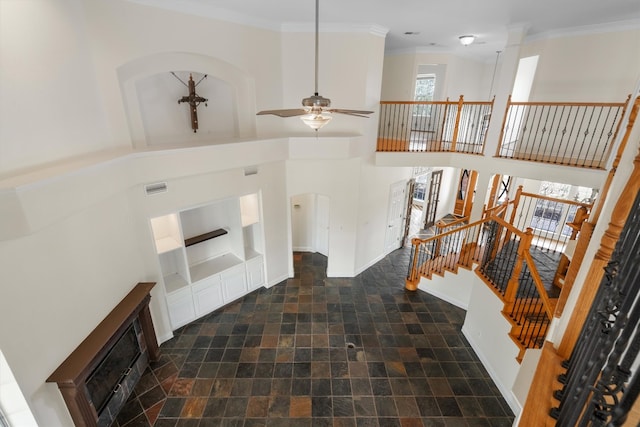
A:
551;188;640;426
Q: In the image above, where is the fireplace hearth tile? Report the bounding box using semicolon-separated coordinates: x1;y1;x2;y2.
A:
144;400;163;425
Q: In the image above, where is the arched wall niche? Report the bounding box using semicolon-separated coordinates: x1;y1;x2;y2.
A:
117;52;257;148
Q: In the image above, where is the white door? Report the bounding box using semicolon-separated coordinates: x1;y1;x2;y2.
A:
384;181;407;254
315;195;330;256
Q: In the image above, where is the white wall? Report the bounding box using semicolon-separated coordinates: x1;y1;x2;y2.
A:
354;164;413;272
462;276;522;415
0;192;150;425
0;0;114;174
0;143;295;426
287;158;361;277
279;30;385;136
521;28;640;102
381;52;490;102
135;72;238;145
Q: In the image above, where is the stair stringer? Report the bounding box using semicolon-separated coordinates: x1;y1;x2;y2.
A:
417;265;475;310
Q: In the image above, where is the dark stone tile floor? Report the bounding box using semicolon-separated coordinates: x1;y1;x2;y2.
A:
114;249;514;427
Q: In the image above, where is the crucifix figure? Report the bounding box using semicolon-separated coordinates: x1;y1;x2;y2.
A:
172;72;208;132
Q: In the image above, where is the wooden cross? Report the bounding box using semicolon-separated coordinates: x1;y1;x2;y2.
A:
173;72;208;132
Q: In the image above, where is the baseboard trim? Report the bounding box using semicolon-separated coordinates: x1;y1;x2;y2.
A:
267;273;290;288
355;253;385;276
157;331;174;345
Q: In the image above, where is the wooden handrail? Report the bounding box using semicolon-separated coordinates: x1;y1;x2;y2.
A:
411;217;488;246
379;100;493;105
483;199;511;219
504;228;533;303
523;251;557;319
380;100;458;105
506;100;628;107
435;215;469;230
489;211;527;238
519;191;594;208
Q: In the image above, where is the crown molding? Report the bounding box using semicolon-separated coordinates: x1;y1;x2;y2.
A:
525;18;640;43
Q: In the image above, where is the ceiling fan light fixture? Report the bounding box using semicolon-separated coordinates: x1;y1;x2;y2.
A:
255;0;372;130
459;35;475;46
300;112;332;130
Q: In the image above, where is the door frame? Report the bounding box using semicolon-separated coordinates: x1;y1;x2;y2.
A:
402;179;416;245
384;181;408;254
454;169;478;218
424;170;443;228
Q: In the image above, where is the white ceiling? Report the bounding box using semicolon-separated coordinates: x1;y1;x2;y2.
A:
130;0;640;61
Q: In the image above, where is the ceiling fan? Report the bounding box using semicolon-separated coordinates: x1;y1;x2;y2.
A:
256;0;373;130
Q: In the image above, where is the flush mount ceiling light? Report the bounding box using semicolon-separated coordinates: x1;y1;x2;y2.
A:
459;35;475;46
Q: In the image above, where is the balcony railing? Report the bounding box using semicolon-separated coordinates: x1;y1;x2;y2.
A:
495;95;631;168
377;95;632;169
377;96;494;154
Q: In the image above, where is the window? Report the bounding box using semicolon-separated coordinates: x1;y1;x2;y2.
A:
413;74;435;116
413;174;429;202
529;181;596;234
530;199;563;232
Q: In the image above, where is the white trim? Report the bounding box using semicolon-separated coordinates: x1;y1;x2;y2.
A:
354;253;385;276
157;331;174;345
267;273;290;288
292;246;314;252
525;18;640;43
282;23;388;37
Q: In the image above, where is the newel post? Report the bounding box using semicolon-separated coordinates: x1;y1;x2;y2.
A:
405;238;421;291
450;95;464;152
495;94;513;157
504;228;533;303
438;97;450;144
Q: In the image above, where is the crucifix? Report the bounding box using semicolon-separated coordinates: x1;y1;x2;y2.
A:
171;72;208;132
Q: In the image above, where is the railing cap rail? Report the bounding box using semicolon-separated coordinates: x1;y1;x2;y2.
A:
520;191;594;208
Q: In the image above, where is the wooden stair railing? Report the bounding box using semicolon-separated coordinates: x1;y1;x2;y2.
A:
407;202;560;358
405;208;505;290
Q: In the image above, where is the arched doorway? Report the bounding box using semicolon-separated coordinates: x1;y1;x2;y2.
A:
290;193;330;257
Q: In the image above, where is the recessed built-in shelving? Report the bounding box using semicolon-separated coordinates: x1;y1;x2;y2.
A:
189;252;243;283
150;193;266;331
184;228;228;247
163;273;189;294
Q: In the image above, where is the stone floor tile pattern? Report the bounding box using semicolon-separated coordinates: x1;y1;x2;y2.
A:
113;249;514;427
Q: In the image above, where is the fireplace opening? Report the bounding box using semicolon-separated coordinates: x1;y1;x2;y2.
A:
85;321;142;415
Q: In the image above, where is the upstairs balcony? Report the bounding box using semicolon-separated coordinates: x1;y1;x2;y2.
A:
376;95;631;169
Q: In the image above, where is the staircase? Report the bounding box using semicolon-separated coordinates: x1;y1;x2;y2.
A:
407;203;562;361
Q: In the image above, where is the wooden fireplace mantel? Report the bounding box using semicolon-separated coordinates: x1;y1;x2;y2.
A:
47;282;160;427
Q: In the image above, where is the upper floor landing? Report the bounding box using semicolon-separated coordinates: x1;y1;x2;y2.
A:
375;95;637;186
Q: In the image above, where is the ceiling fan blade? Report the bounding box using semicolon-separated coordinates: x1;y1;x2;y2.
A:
257;109;307;117
329;109;374;117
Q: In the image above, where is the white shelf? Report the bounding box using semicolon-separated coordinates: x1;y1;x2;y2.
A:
245;248;262;260
155;236;182;254
164;273;189;294
189;252;243;283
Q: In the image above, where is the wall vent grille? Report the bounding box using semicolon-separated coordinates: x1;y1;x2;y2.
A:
144;182;167;195
244;166;258;176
